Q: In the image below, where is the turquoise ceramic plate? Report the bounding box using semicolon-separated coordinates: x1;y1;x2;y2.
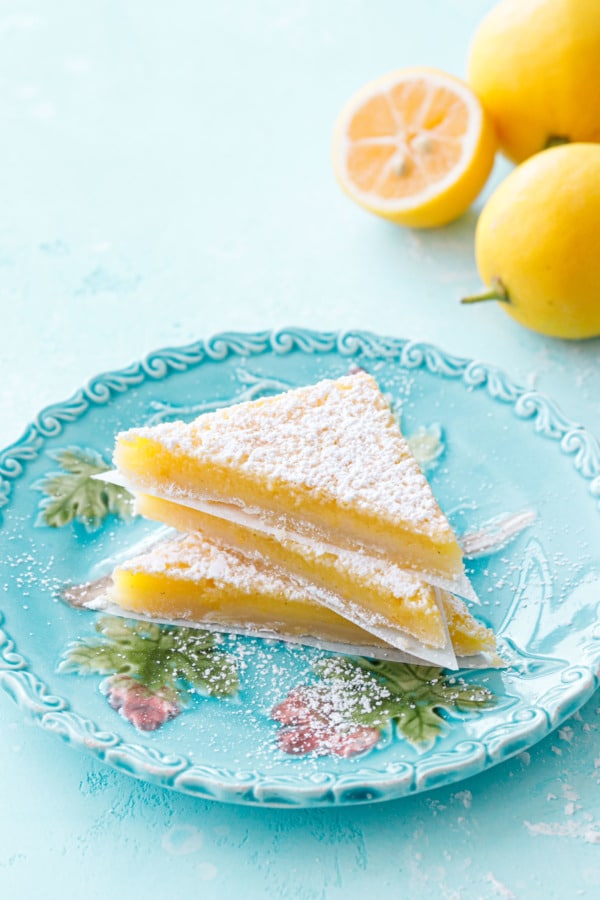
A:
1;329;599;807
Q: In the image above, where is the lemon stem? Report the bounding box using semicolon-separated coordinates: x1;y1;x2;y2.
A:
544;134;570;150
461;276;510;305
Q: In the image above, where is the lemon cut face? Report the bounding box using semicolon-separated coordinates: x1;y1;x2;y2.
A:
333;67;497;228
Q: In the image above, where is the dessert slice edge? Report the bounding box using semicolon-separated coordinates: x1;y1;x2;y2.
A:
112;372;471;591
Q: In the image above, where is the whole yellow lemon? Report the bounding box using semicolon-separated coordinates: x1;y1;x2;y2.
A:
468;0;600;163
462;143;600;340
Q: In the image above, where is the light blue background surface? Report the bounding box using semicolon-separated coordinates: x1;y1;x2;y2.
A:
1;1;599;897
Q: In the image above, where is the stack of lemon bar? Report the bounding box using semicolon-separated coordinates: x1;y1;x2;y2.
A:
105;371;498;669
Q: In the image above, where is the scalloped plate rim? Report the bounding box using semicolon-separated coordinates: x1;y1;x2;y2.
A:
0;326;599;808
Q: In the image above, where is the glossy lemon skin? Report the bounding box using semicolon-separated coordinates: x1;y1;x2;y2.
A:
468;0;600;163
474;143;600;339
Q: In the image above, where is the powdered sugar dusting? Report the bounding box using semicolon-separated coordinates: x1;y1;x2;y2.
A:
119;533;324;604
118;372;456;540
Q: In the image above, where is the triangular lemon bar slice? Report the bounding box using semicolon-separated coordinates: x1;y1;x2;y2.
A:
106;533;496;668
113;371;471;596
134;493;446;652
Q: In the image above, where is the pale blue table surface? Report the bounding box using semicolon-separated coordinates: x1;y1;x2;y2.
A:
1;1;599;897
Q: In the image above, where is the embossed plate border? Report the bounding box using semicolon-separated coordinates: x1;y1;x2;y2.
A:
1;328;599;807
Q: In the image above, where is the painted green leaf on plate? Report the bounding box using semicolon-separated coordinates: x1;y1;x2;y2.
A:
33;446;133;530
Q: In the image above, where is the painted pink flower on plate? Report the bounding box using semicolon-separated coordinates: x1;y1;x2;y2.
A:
272;687;381;758
104;674;180;732
271;658;496;758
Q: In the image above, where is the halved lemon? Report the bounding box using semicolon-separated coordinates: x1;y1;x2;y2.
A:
333;67;497;229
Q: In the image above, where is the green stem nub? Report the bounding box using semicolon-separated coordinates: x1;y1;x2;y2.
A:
544;134;570;150
461;276;510;305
